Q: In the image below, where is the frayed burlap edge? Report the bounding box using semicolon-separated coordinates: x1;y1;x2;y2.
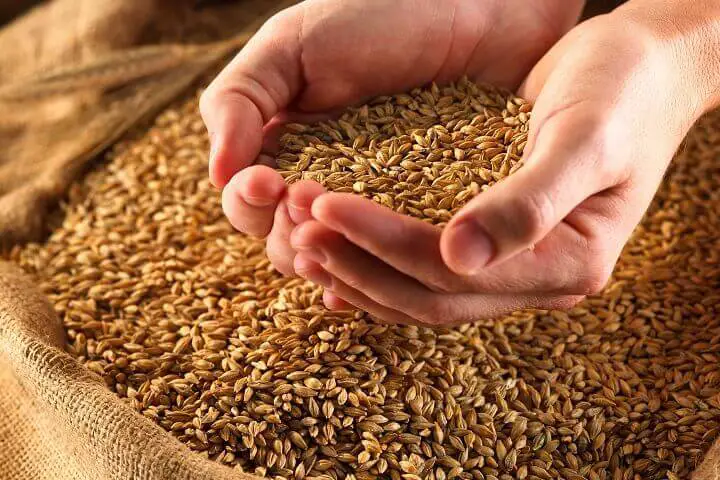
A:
0;261;263;480
0;1;295;478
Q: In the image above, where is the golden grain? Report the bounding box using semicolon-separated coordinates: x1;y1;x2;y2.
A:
276;78;528;226
7;81;720;480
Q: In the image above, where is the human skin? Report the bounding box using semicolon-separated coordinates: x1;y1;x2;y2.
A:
200;0;720;326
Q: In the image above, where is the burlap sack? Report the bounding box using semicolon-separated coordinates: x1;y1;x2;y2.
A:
0;261;265;480
1;1;720;479
0;0;294;248
0;1;291;478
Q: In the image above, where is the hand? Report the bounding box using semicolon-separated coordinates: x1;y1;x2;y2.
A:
199;0;584;287
290;0;720;324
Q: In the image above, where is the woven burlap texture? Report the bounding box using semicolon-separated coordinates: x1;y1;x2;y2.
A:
0;0;290;479
0;0;294;248
0;261;263;480
2;1;720;479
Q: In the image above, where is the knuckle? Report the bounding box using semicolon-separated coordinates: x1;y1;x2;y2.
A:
259;5;299;38
584;131;616;182
575;257;614;296
416;297;450;326
573;16;650;54
511;192;556;244
577;115;633;187
265;9;292;31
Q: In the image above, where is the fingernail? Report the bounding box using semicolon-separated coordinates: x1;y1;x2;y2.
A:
448;220;494;274
298;264;332;288
287;202;309;224
295;247;326;265
242;193;275;208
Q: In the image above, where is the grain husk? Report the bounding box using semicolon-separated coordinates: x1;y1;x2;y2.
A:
7;81;720;480
277;78;528;225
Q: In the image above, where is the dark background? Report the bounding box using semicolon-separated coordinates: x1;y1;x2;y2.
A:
582;0;625;19
0;0;41;25
0;0;627;27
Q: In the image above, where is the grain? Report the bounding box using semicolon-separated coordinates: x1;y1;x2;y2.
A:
8;81;720;480
276;78;529;225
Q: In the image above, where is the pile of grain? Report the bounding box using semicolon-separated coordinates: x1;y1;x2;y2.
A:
8;80;720;480
277;78;529;225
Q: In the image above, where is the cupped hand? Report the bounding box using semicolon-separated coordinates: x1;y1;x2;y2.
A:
288;0;720;324
200;0;584;280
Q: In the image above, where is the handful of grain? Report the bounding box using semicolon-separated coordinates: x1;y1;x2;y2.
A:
13;82;720;480
276;78;530;226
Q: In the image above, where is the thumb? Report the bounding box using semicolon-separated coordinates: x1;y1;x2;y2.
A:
440;14;696;277
440;103;616;275
199;6;304;188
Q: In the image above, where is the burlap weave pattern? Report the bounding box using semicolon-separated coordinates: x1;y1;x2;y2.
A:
0;261;262;480
0;1;288;479
0;0;293;248
3;1;720;480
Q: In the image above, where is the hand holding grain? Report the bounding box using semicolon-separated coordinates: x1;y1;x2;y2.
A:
200;0;582;318
202;0;720;325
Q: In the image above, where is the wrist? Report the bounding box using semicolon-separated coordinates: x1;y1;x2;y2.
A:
529;0;586;36
618;0;720;118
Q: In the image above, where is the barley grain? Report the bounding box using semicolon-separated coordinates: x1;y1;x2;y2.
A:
276;78;529;225
7;81;720;480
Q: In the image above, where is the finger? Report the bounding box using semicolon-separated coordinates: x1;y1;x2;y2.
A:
443;13;702;278
266;200;297;276
322;290;354;311
266;181;325;276
222;166;285;237
440;101;621;276
291;219;585;323
199;6;304;188
290;220;438;318
292;254;424;326
310;191;613;295
295;248;581;326
286;180;326;224
311;193;465;292
458;222;605;295
442;292;583;326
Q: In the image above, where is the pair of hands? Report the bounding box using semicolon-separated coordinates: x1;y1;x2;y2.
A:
200;0;720;326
